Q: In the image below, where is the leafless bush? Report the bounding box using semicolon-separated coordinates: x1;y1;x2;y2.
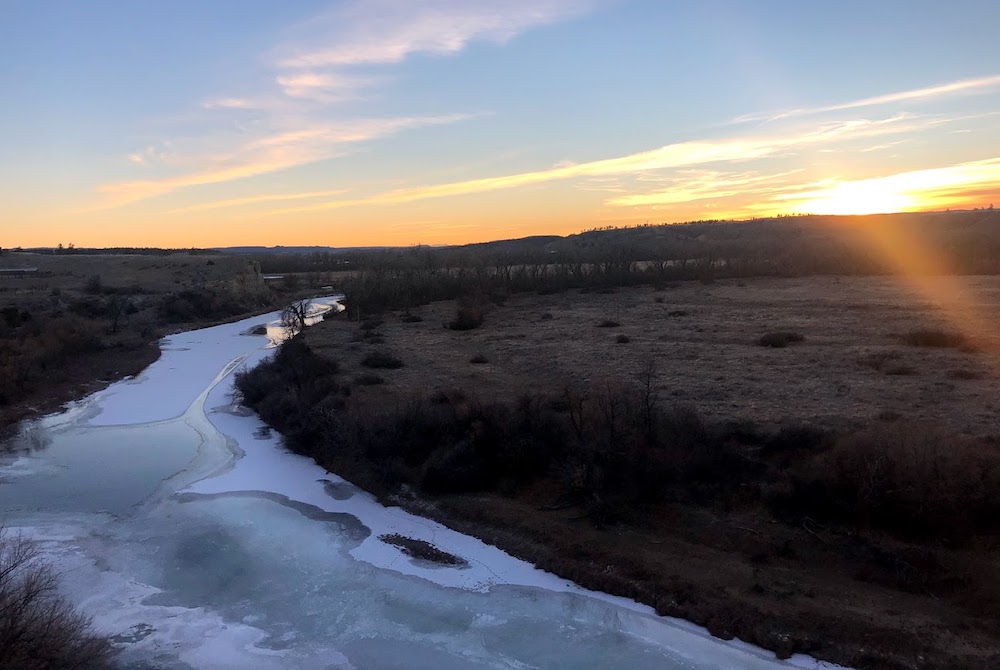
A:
901;328;965;348
884;364;917;376
448;299;485;331
757;331;804;348
280;299;312;332
0;530;113;669
361;351;404;369
782;425;1000;540
858;349;902;371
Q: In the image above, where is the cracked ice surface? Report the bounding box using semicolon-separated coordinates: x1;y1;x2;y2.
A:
0;297;845;670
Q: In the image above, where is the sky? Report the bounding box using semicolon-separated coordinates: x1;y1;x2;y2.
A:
2;0;1000;248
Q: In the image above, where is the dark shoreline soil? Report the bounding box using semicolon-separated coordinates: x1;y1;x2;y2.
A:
1;342;161;433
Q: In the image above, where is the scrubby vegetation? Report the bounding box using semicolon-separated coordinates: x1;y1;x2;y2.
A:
0;530;113;670
768;425;1000;541
447;299;486;331
360;351;404;369
757;331;805;348
354;373;385;386
236;338;1000;543
902;328;966;348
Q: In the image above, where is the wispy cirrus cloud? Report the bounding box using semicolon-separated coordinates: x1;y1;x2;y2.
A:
201;97;262;111
606;170;804;208
167;188;349;214
273;0;597;68
266;112;942;214
736;74;1000;124
92;114;472;210
99;1;593;211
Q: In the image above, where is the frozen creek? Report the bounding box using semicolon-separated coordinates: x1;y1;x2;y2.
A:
0;298;844;670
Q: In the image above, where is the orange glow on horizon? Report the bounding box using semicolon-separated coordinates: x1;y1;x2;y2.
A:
779;159;1000;217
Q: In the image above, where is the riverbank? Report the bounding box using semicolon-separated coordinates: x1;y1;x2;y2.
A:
2;296;823;670
0;252;308;434
237;275;1000;670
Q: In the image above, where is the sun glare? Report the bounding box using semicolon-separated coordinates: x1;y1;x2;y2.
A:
792;181;918;216
775;159;1000;218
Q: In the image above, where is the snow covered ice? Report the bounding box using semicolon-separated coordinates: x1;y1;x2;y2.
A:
0;298;846;670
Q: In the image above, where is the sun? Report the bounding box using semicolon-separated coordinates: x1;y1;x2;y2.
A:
793;180;918;216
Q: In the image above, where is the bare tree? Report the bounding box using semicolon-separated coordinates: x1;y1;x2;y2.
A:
280;298;312;333
104;294;133;334
0;530;112;669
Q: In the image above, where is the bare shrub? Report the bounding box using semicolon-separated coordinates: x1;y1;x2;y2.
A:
884;364;917;376
469;354;489;364
901;329;965;348
84;274;102;295
280;299;312;332
448;299;485;331
757;331;805;348
777;425;1000;540
0;530;113;669
615;334;631;344
361;351;404;369
859;349;902;371
597;319;620;328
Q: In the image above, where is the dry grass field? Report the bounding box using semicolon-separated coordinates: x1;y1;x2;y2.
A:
309;274;1000;437
0;252;248;298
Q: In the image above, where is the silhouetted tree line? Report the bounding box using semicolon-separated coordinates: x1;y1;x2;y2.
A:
24;246;222;256
251;212;1000;315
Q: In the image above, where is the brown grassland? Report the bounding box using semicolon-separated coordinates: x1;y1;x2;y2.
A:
317;275;1000;436
241;274;1000;670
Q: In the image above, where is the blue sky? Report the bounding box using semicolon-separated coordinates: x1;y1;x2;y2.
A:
3;0;1000;247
